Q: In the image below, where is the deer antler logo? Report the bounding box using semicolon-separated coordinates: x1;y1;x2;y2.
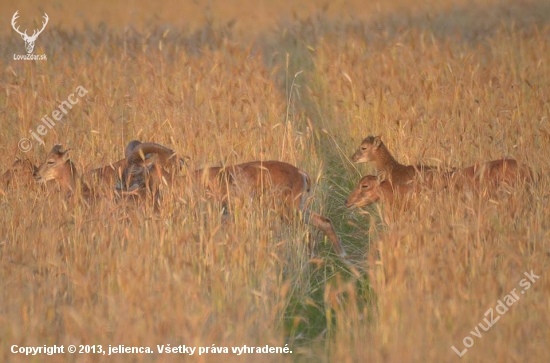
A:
11;11;49;54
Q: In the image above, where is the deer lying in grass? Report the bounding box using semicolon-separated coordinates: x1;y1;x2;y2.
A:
85;140;186;186
116;141;182;199
33;141;183;204
351;135;438;185
119;143;347;258
33;145;93;200
1;157;38;189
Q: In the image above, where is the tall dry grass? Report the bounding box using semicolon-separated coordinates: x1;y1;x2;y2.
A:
1;0;549;362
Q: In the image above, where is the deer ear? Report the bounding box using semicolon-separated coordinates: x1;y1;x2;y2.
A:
61;149;71;162
373;136;382;149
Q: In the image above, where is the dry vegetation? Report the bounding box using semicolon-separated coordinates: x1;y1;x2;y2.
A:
1;0;549;362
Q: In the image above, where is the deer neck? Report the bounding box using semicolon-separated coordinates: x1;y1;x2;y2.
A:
374;144;401;174
59;161;79;194
379;182;395;205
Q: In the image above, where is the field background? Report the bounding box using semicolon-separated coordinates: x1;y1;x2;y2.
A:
1;0;549;362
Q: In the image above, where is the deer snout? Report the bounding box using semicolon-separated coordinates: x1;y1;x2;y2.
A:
33;174;44;183
33;169;45;183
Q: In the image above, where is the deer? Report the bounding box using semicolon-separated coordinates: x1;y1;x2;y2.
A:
84;140;141;187
33;141;184;205
346;159;534;211
33;145;93;200
345;175;416;225
345;175;414;209
84;140;185;192
443;158;534;190
116;141;182;195
119;143;348;258
351;135;439;185
11;11;49;54
1;157;38;189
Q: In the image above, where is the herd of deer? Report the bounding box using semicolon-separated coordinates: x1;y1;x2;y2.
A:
345;136;534;210
1;135;535;260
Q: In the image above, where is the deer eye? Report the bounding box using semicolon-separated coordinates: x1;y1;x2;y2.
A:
361;184;369;189
47;161;55;165
361;146;367;151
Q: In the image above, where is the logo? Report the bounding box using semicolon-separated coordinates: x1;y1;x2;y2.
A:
11;10;48;60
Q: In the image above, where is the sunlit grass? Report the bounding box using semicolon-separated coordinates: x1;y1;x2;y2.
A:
1;0;549;362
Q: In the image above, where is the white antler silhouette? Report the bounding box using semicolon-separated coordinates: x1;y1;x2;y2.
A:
11;11;49;54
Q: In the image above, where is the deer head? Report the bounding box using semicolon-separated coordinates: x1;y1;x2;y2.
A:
11;11;49;54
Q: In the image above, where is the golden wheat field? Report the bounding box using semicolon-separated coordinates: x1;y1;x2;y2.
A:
1;0;549;362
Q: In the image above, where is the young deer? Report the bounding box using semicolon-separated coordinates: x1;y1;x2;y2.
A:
346;175;414;209
34;145;92;199
346;159;534;210
345;175;416;226
120;145;347;258
351;135;437;185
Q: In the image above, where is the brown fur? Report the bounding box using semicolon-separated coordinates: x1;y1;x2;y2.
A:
346;175;414;209
86;158;128;186
119;141;184;192
84;140;142;187
123;157;347;258
85;140;185;191
443;158;533;190
346;159;534;210
351;135;436;185
34;145;92;200
193;160;346;257
345;175;416;225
